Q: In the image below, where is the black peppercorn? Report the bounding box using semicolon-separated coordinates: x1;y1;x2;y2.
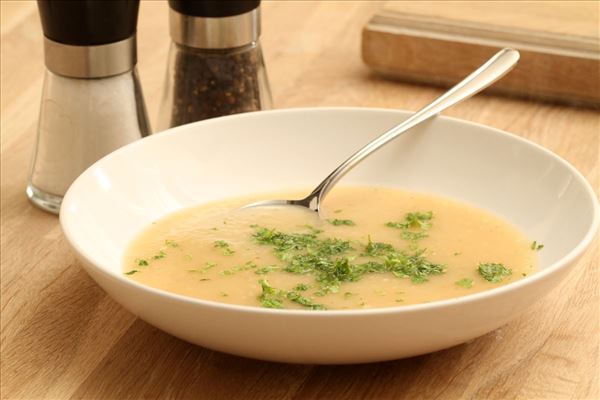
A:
158;0;271;129
171;45;263;125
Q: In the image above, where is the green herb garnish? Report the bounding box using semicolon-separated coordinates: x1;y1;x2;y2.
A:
152;250;167;260
385;249;445;283
258;279;326;310
401;231;428;241
327;219;355;226
135;258;149;267
455;278;474;288
286;291;327;310
386;211;433;242
255;265;280;275
124;270;139;275
294;283;310;291
386;211;433;230
252;225;444;293
165;239;178;248
214;240;235;255
385;222;405;229
478;263;512;283
405;211;433;229
363;236;395;257
531;241;544;251
253;226;351;261
187;261;216;273
258;279;285;309
221;261;257;275
205;261;217;269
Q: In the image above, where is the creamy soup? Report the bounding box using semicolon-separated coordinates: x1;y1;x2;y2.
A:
123;187;539;310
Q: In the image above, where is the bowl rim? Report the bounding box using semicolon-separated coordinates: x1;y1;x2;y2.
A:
60;106;600;317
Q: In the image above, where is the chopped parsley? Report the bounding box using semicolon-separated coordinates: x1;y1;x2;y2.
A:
255;265;280;275
124;269;139;275
258;279;285;309
385;249;445;283
327;219;355;226
221;261;257;275
455;278;474;288
253;226;351;261
252;225;445;294
531;241;544;251
214;240;235;255
478;263;512;283
363;236;394;257
258;279;327;310
294;283;310;291
386;211;433;242
286;291;327;310
386;211;433;230
187;261;216;273
401;231;428;241
133;209;491;310
135;258;149;267
385;221;405;229
405;211;434;229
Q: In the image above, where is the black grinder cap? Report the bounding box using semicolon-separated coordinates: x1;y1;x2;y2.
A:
169;0;260;18
38;0;140;46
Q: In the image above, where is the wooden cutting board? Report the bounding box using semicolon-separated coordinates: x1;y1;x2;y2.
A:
362;1;600;107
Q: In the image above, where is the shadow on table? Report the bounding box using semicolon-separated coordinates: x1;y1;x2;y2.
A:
71;316;493;400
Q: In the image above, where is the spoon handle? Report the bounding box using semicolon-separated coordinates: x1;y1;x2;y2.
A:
308;48;520;210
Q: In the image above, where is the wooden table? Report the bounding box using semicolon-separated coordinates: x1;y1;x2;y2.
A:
1;2;598;399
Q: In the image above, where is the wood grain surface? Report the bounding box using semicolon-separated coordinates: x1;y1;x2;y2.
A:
382;1;600;37
1;1;599;399
362;1;600;106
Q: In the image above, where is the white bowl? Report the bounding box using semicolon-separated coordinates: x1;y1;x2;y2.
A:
60;108;599;364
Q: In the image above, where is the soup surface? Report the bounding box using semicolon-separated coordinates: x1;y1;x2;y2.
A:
123;187;539;310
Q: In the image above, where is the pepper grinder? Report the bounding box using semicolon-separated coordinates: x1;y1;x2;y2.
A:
157;0;272;129
28;0;151;214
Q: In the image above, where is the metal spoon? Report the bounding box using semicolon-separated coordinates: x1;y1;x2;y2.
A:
245;48;520;214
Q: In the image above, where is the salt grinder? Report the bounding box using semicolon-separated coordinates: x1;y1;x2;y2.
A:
28;0;151;214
